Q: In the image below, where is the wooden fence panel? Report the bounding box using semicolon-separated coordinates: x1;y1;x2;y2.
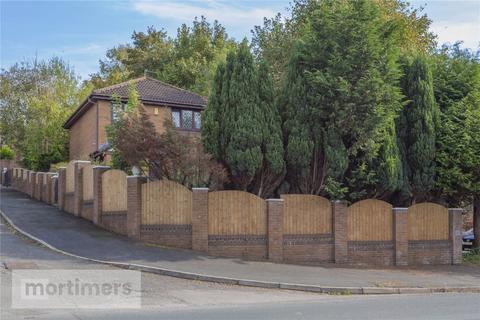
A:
208;191;266;236
101;170;127;212
141;180;192;225
66;160;75;193
408;203;449;240
347;199;393;241
281;195;332;234
82;164;94;201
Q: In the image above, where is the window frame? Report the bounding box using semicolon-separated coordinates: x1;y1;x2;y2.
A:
172;108;202;132
111;102;127;123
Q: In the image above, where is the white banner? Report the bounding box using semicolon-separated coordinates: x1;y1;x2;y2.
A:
12;269;141;309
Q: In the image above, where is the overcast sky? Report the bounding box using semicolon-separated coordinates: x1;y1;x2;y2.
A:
1;0;479;80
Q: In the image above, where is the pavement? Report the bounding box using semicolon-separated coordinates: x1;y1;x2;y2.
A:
1;187;480;294
2;218;479;320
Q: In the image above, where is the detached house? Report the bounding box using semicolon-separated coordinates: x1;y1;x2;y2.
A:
63;77;207;160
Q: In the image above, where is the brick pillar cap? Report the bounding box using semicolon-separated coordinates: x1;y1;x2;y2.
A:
127;175;147;180
266;198;284;202
74;160;91;164
93;166;111;169
448;208;464;212
332;200;348;204
192;187;209;191
393;207;408;212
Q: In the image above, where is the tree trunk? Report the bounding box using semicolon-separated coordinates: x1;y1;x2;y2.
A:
474;195;480;249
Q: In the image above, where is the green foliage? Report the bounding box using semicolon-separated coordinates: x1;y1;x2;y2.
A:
90;17;236;97
283;0;403;199
432;45;480;206
398;54;438;203
202;41;285;197
463;248;480;265
0;145;15;160
0;57;91;171
252;0;434;89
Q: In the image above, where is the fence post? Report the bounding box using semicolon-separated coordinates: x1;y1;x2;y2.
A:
393;207;408;266
29;172;37;198
58;168;67;210
333;200;348;264
73;161;90;216
267;199;284;263
127;176;147;239
51;175;58;205
192;188;209;253
449;208;463;265
93;166;110;226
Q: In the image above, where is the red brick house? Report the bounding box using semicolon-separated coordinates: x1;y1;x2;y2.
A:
63;77;206;160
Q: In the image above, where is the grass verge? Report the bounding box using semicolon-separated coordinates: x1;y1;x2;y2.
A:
463;248;480;265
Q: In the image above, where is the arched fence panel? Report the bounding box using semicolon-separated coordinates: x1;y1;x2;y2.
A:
407;203;451;264
208;191;267;259
101;169;128;234
347;199;394;266
140;179;192;248
281;195;333;263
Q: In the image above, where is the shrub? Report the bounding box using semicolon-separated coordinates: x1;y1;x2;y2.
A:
0;145;15;160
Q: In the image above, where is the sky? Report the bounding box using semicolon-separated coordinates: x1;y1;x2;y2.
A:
1;0;479;80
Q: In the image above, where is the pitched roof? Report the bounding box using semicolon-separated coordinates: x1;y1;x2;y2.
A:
64;76;206;129
93;76;206;107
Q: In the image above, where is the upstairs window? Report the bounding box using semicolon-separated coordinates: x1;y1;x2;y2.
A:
172;109;201;131
111;102;127;123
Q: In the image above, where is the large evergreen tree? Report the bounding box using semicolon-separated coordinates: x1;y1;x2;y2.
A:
202;41;285;198
398;55;438;203
282;0;403;198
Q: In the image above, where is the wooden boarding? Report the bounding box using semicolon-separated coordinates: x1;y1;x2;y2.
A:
141;180;192;225
102;170;127;212
408;203;449;240
347;199;393;241
281;194;332;234
208;191;266;236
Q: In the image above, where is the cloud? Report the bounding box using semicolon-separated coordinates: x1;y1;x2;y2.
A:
431;21;480;49
132;0;276;29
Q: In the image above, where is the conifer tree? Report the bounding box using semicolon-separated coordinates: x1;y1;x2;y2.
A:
282;0;403;198
202;41;285;197
398;55;438;203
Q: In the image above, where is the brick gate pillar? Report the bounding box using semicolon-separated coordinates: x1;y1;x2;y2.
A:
58;168;67;210
333;200;348;264
127;176;147;239
267;199;284;263
73;161;90;216
393;207;408;266
92;166;110;226
192;188;209;253
449;208;463;265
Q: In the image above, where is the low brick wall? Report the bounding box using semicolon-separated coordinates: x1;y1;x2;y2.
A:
12;162;465;267
101;211;128;235
208;235;267;260
140;224;192;249
283;234;334;263
408;240;451;265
